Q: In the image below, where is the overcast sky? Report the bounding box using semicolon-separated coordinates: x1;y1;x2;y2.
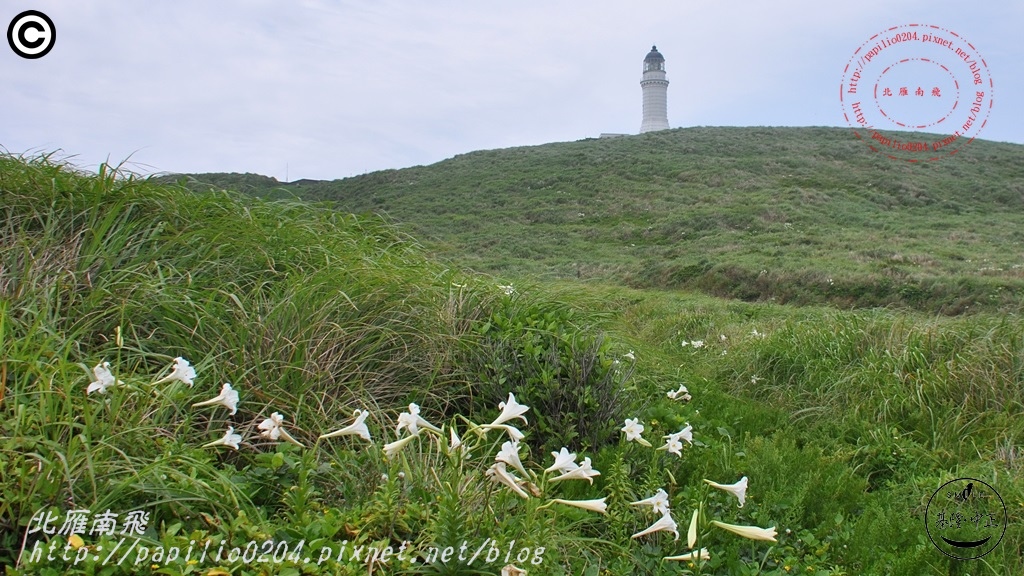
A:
2;1;1021;180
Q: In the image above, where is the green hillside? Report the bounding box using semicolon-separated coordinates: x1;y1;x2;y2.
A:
175;126;1024;314
5;151;1024;574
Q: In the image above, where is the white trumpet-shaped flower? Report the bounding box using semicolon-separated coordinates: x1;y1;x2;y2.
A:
704;476;748;508
486;461;529;499
664;549;711;562
665;424;693;445
546;498;608;514
545;447;578;474
192;382;240;415
383;433;419;459
203;426;243;450
396;403;442;436
87;361;122;395
257;412;304;447
661;435;684;456
632;510;679;541
319;409;372;442
490;393;529;427
153;357;197;387
666;384;692;402
496;440;528;477
624;350;636;361
711;520;777;542
479;423;526;442
621;418;652;447
548;456;600;484
631;489;670;516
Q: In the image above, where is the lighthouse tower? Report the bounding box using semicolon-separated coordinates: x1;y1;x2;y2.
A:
640;45;670;133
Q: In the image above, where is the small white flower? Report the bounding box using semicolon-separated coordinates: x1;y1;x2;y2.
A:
383;433;419;459
719;334;727;341
499;284;515;296
203;426;243;450
490;393;530;427
87;361;122;395
486;461;529;499
257;412;304;447
547;498;607;514
319;409;372;442
704;476;748;508
545;447;578;474
624;350;635;362
631;510;679;541
667;423;693;445
751;375;762;384
192;382;240;415
630;489;670;516
548;456;600;484
496;440;528;477
711;520;777;542
661;435;684;456
501;564;527;576
154;356;197;387
691;340;704;349
396;403;441;436
666;384;691;402
621;418;652;447
480;423;526;442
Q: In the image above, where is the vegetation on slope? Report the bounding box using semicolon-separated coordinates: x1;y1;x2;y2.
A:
176;126;1024;314
4;151;1023;576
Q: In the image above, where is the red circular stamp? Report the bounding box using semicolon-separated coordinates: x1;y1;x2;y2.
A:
839;24;994;162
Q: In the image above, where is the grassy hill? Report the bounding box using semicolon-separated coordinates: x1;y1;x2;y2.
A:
173;126;1024;314
5;140;1024;575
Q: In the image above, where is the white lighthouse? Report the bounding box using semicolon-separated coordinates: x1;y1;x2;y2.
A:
640;45;670;133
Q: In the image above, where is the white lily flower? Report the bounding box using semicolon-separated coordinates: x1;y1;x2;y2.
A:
691;340;704;349
720;334;727;341
486;461;529;499
624;350;635;361
548;456;600;484
544;447;578;474
203;426;243;450
660;435;684;457
632;510;679;541
319;409;372;442
383;433;419;459
490;393;529;427
665;423;693;445
704;476;748;508
711;520;777;542
500;564;526;576
621;418;653;447
396;403;441;436
480;423;526;442
547;498;608;514
666;384;692;402
498;284;515;296
687;508;699;549
630;489;670;516
496;440;529;477
87;361;122;394
664;549;710;562
192;382;240;415
257;412;304;447
153;356;197;387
